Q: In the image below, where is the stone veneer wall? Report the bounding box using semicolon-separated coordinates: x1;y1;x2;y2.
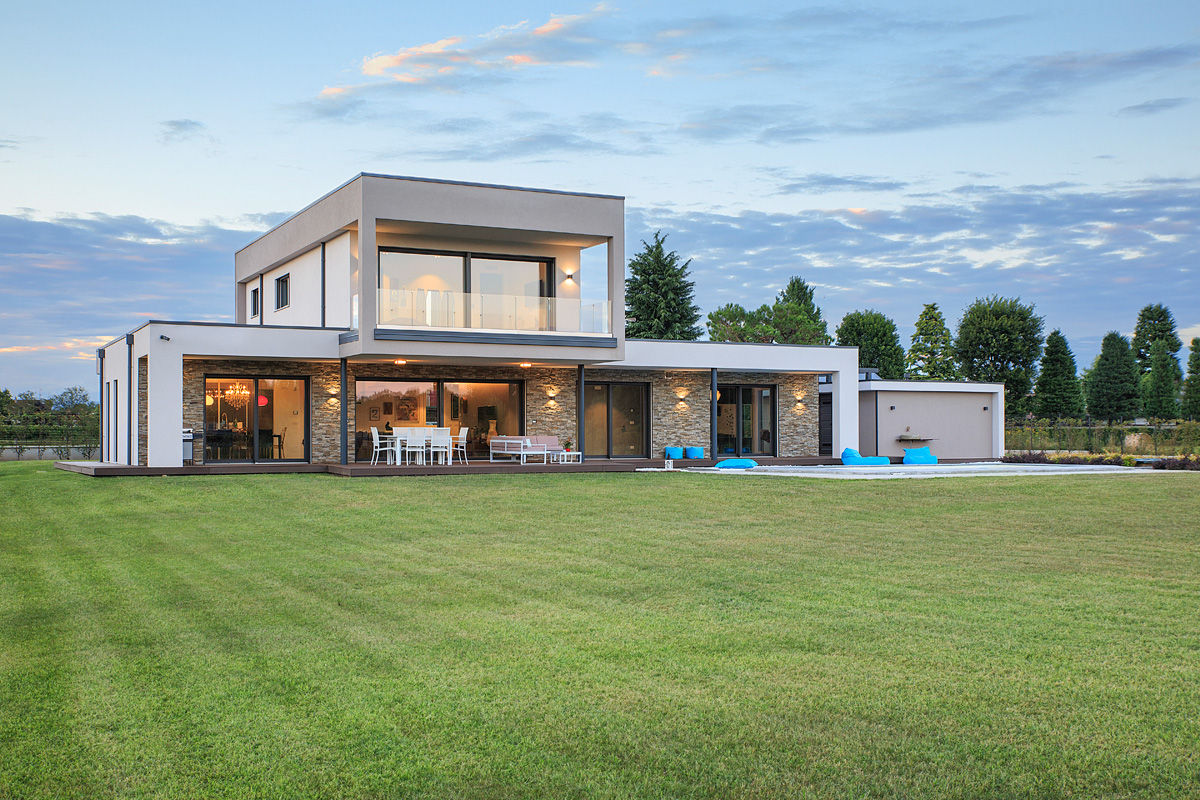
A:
137;357;148;466
181;359;820;463
183;359;342;464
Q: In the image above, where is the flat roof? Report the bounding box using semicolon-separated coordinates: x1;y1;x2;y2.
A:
238;172;624;254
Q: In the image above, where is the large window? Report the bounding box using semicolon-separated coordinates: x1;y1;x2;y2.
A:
378;247;553;329
354;378;523;460
204;377;308;462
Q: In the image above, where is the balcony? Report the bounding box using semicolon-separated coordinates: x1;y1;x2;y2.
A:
378;288;611;335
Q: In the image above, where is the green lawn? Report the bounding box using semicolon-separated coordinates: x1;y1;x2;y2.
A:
2;462;1199;799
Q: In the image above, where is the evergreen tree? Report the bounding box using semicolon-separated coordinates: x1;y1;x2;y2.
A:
1086;332;1140;422
705;275;830;345
835;310;905;379
1143;339;1180;418
905;303;959;379
705;303;774;343
1033;330;1083;418
771;276;831;344
1182;338;1200;421
954;296;1044;417
1132;303;1182;377
624;231;701;340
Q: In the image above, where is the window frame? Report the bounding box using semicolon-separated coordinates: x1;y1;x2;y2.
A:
250;286;260;318
274;274;290;311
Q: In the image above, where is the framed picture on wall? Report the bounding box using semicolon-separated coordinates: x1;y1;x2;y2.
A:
368;407;380;421
382;401;394;416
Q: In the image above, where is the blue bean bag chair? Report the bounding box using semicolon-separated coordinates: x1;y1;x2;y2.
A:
902;446;938;465
683;446;704;459
664;446;683;460
715;458;758;469
840;447;890;466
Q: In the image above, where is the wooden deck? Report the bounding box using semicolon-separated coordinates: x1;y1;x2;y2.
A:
55;456;839;478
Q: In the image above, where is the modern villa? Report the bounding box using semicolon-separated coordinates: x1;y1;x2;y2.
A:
90;173;997;472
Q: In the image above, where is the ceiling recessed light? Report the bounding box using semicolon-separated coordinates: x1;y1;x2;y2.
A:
519;362;532;368
393;359;407;365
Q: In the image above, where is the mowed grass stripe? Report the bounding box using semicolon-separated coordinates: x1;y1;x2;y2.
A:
1;463;1198;798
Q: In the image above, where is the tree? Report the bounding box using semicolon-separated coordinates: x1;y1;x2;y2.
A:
905;303;959;380
1034;330;1084;418
835;310;905;379
953;296;1044;417
770;277;831;345
51;386;92;412
705;275;830;345
1182;338;1200;421
1143;339;1180;418
1132;303;1182;377
624;231;702;340
1086;332;1140;422
705;303;774;343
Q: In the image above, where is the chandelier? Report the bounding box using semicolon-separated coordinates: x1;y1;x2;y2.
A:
223;382;251;409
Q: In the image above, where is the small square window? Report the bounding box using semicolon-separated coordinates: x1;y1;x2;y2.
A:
275;274;290;310
250;287;260;318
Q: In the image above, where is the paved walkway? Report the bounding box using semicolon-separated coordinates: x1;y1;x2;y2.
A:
662;462;1158;480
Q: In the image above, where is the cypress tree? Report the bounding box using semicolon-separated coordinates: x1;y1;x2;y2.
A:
1034;329;1084;418
624;231;702;340
835;310;905;379
1132;303;1182;377
905;303;959;380
1182;338;1200;421
1143;339;1180;418
1086;332;1140;422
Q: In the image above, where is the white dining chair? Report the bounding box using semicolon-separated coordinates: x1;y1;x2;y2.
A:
429;429;451;465
369;426;396;466
452;427;470;465
402;428;427;465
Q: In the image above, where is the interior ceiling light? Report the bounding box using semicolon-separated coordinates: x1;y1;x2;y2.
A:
520;362;533;368
394;359;407;365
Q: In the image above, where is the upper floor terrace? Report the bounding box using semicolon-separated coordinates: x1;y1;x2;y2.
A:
234;174;625;364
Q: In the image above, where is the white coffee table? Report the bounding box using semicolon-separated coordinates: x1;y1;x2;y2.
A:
553;451;582;464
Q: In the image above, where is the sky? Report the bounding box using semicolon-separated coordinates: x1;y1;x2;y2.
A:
1;0;1198;394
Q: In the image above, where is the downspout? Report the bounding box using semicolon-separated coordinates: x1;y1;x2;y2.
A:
97;349;105;461
339;358;348;465
710;368;718;459
576;364;585;462
320;242;327;328
125;333;134;465
258;275;264;326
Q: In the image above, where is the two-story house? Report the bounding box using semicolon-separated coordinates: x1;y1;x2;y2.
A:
95;174;862;469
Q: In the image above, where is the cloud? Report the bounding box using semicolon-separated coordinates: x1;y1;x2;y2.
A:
0;212;258;394
775;172;910;194
1116;97;1191;117
158;119;211;144
310;3;613;108
402;117;662;161
627;179;1200;368
0;138;18;150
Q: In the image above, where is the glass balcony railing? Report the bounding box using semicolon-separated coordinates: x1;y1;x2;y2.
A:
377;289;611;335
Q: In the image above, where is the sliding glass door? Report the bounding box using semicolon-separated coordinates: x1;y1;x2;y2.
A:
583;382;648;458
204;377;309;462
716;385;776;457
353;378;523;460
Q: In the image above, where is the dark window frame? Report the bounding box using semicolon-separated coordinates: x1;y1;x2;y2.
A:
583;381;650;459
202;374;310;463
274;274;290;310
716;383;778;457
250;287;260;318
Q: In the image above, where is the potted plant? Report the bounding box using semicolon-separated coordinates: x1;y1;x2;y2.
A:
564;438;574;452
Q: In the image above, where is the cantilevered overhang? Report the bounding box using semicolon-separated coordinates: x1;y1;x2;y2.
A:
612;339;859;373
